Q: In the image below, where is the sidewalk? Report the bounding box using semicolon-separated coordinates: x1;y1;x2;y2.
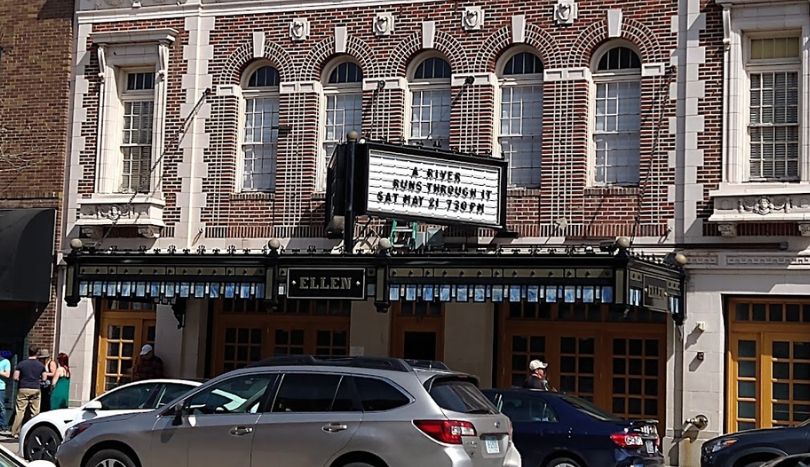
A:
0;435;19;455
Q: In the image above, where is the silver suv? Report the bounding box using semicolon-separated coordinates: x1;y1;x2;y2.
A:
56;356;521;467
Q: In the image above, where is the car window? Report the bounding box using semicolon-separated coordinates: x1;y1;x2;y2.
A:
560;394;621;421
272;373;342;412
428;379;497;414
355;377;410;411
98;383;159;410
187;375;273;415
154;383;195;409
500;395;559;423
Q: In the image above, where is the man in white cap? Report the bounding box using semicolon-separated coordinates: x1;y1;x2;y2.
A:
523;359;551;390
132;344;164;381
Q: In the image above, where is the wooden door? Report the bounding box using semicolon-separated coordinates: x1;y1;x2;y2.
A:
390;301;444;361
96;301;156;395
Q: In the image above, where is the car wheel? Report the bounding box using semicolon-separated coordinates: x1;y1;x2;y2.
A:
547;457;582;467
340;463;379;467
25;425;62;462
84;449;137;467
739;463;767;467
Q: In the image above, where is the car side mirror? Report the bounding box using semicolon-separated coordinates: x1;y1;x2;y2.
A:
83;400;102;412
171;402;187;426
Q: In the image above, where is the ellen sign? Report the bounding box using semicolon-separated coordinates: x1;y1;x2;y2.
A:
362;143;507;228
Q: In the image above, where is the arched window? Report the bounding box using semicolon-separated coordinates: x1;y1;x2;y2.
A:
499;51;543;188
409;57;451;148
321;61;363;191
592;46;641;186
242;65;280;192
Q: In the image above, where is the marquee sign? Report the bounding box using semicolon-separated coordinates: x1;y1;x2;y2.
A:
286;268;366;300
361;143;507;229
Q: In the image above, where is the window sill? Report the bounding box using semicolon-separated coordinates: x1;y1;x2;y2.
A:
507;187;541;197
76;193;165;229
231;192;275;201
584;186;640;196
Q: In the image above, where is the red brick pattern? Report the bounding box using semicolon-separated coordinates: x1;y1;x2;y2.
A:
78;0;682;240
0;0;73;349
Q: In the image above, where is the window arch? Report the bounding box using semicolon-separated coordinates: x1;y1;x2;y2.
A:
498;51;544;188
241;65;280;192
321;60;364;191
592;45;641;186
409;56;451;148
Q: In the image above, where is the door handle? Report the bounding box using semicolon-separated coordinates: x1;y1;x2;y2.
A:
229;426;254;436
322;423;348;433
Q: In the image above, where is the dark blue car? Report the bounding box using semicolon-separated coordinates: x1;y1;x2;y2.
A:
701;421;810;467
483;389;664;467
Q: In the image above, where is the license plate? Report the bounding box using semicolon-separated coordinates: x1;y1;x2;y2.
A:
645;440;655;454
485;438;500;454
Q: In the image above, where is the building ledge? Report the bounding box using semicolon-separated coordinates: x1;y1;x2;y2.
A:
708;186;810;236
76;194;166;234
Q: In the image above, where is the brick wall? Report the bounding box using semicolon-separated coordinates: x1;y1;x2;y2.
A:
0;0;73;350
78;0;681;242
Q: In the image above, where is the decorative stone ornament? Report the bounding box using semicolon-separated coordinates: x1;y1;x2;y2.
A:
554;0;578;25
289;18;310;42
800;224;810;237
462;6;484;31
374;13;394;36
717;223;737;237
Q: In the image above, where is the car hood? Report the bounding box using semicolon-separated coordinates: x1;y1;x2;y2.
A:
710;426;789;444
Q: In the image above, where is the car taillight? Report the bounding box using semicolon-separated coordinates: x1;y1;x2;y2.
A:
611;432;644;448
414;420;477;445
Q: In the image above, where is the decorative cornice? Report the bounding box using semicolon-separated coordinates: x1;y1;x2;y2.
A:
90;28;178;45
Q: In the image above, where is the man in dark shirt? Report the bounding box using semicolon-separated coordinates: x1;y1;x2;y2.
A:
522;359;552;391
132;344;164;381
10;346;46;438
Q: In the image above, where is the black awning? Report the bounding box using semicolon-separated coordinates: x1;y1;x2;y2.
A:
0;208;55;303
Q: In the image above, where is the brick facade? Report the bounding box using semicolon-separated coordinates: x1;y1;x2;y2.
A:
72;0;681;245
0;0;73;350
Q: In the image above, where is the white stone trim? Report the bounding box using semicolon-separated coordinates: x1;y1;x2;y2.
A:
451;72;497;87
641;62;667;77
216;84;243;97
90;28;178;46
279;80;323;94
252;31;265;59
422;21;435;49
607;9;623;38
335;26;348;54
543;67;592;82
362;77;407;91
511;15;525;43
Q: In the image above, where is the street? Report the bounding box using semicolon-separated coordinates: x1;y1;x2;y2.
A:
0;436;18;455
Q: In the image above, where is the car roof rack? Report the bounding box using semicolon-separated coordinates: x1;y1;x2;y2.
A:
247;355;414;372
404;359;450;370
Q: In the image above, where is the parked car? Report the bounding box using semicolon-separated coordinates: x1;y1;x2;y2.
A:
701;420;810;467
762;454;810;467
56;356;522;467
483;388;663;467
0;444;55;467
21;379;199;462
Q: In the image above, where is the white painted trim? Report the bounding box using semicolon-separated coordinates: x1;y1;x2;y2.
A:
451;72;498;87
279;81;323;94
422;21;435;49
543;67;592;82
511;15;525;44
362;76;407;91
217;84;243;97
91;28;178;45
641;62;667;77
252;31;265;59
607;9;623;38
335;26;348;54
77;0;444;23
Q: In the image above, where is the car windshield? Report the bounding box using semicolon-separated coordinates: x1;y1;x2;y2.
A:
799;418;810;427
0;449;21;467
559;394;622;421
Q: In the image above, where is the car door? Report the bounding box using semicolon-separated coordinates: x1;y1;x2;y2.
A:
498;393;566;467
78;382;161;422
150;383;197;410
251;372;362;467
148;373;275;467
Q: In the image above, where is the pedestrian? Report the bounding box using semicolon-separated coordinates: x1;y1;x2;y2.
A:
10;346;46;439
522;359;552;391
38;349;55;413
50;353;71;410
132;344;164;381
0;352;10;432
